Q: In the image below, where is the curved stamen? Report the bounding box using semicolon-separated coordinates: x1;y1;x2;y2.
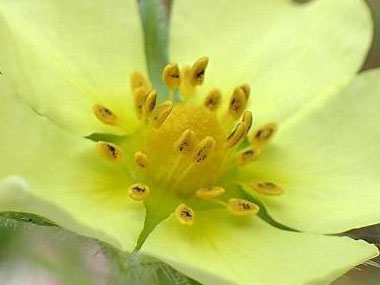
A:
250;181;284;196
189;56;209;86
204;89;222;111
93;104;118;126
96;141;123;162
227;198;259;216
128;183;150;201
175;204;195;226
196;186;225;200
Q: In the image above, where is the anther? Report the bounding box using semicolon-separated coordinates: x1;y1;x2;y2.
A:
204;89;222;111
128;183;150;201
240;84;250;100
175;204;195;226
131;71;150;92
241;111;253;134
189;56;209;86
93;104;118;126
96;141;123;162
237;148;261;166
227;198;259;216
162;63;181;89
225;122;247;148
194;136;216;164
134;151;149;169
251;122;278;146
143;89;157;118
250;181;284;196
174;129;196;154
151;101;174;128
133;87;149;118
228;87;247;119
196;186;225;200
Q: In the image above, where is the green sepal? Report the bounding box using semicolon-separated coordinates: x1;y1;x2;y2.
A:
0;211;57;227
139;0;170;99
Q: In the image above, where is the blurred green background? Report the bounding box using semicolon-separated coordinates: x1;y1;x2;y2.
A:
1;0;380;284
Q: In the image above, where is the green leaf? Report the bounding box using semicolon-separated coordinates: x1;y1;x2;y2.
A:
139;0;170;99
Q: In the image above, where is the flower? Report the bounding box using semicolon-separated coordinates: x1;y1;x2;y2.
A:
0;0;379;284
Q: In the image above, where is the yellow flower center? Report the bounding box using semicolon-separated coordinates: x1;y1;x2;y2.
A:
142;104;225;196
92;56;283;227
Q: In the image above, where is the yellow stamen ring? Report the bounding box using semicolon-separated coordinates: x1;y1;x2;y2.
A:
151;101;174;129
226;122;247;148
250;181;284;196
196;186;225;200
238;148;261;166
175;204;195;226
175;129;197;154
194;136;216;164
96;141;123;162
229;87;247;119
134;151;149;169
163;63;181;89
241;111;253;134
251;122;278;146
189;56;209;86
143;89;157;118
93;104;118;126
133;86;150;118
240;84;251;100
128;183;150;201
204;89;222;111
227;198;259;216
131;71;150;92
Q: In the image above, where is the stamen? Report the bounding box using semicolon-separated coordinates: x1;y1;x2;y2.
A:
237;148;261;166
128;183;150;201
204;89;222;111
189;57;209;86
93;104;118;126
134;151;149;169
241;111;253;134
251;122;278;146
175;204;195;226
162;63;181;89
195;186;225;200
225;122;247;148
143;89;157;118
250;181;284;196
151;101;174;129
174;129;196;154
133;87;149;118
227;198;259;216
131;71;150;92
96;141;123;162
194;136;216;164
228;87;247;119
240;84;251;100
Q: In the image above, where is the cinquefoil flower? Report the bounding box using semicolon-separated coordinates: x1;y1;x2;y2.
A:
0;0;379;284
